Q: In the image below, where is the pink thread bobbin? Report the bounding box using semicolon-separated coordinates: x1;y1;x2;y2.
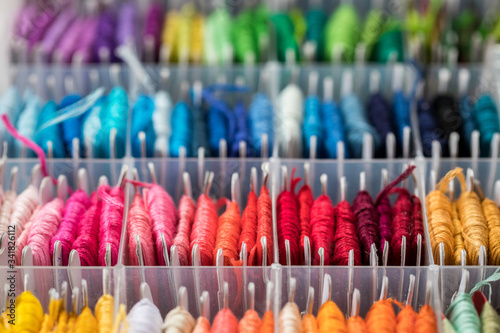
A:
0;190;16;236
126;179;179;267
190;172;217;266
71;192;100;266
27;198;65;266
9;184;39;238
172;173;196;266
127;189;157;266
98;184;125;266
14;207;38;266
50;189;91;266
147;184;178;266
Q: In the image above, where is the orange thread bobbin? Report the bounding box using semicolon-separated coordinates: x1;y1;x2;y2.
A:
302;314;318;333
302;287;318;333
239;309;262;333
317;301;347;333
396;304;416;333
260;311;274;333
193;317;210;333
365;299;396;333
214;173;244;266
214;199;241;266
347;289;367;333
193;290;211;333
366;278;397;333
260;280;275;333
414;305;437;333
240;282;262;333
347;316;367;333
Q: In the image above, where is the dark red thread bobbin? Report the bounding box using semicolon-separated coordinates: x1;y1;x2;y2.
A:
298;183;313;264
374;165;417;265
389;187;413;265
377;196;392;260
353;190;380;264
310;194;335;265
411;194;424;265
332;200;362;265
276;169;301;265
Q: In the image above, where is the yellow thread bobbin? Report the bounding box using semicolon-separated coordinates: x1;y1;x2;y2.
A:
0;312;10;332
67;312;77;333
451;201;465;265
456;171;489;264
11;291;44;333
74;307;98;333
161;11;180;62
111;304;128;333
190;13;204;63
54;310;68;333
481;198;500;265
176;4;194;62
426;168;462;265
96;294;114;333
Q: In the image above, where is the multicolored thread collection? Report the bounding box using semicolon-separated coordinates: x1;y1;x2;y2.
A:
3;0;500;332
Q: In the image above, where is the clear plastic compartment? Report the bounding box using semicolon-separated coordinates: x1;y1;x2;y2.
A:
1;267;113;314
1;146;499;332
4;265;447;333
439;266;500;310
116;266;274;321
2;158;126;190
123;158;426;266
7;63;499;161
281;266;442;324
0;127;494;326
